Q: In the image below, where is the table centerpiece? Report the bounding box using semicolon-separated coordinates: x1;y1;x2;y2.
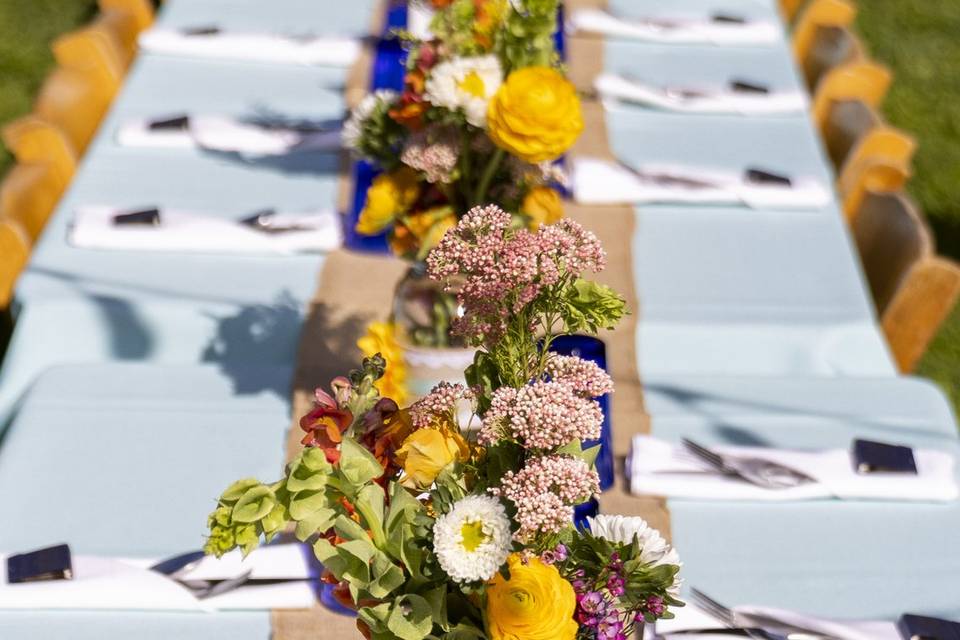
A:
204;205;683;640
346;0;582;394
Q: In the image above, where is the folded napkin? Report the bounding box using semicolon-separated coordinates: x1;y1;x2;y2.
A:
652;602;899;640
629;435;959;502
0;544;318;611
407;3;436;39
138;27;361;66
595;73;807;115
70;206;342;255
571;157;832;210
568;8;780;46
117;115;343;155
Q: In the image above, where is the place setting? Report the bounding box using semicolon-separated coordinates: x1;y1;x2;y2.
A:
567;7;781;46
68;205;342;254
116;113;344;155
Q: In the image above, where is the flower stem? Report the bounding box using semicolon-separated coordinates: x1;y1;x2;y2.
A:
473;147;505;207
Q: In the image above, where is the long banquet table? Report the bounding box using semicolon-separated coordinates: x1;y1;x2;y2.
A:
1;0;958;636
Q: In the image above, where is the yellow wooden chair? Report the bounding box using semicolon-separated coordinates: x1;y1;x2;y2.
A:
822;98;881;168
792;0;857;65
0;218;31;309
852;192;960;372
96;0;156;68
841;158;910;223
802;24;864;91
34;28;124;153
0;163;64;242
1;115;78;192
838;126;916;196
811;60;891;130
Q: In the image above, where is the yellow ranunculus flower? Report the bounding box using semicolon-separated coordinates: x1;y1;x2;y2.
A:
355;167;421;235
487;67;583;163
486;554;578;640
396;427;470;488
521;186;564;229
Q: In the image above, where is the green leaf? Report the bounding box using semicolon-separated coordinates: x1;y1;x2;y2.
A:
286;449;331;492
231;485;277;523
386;594;433;640
356;483;386;533
289;489;330;520
338;438;384;488
294;506;337;541
220;478;262;504
561;278;627;335
464;350;501;415
334;514;370;541
580;444;602;468
555;439;583;457
422;585;449;630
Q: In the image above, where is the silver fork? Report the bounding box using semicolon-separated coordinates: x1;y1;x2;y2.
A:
690;589;838;640
681;439;815;490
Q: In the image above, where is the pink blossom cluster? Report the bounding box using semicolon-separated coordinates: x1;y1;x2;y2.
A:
426;205;606;343
492;455;600;541
400;126;459;184
478;380;603;449
408;381;467;428
545;354;614;397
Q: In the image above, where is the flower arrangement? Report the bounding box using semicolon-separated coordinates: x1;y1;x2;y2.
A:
204;205;682;640
345;0;581;261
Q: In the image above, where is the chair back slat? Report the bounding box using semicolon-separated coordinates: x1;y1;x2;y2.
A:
823;99;882;168
812;60;892;129
0;218;31;308
793;0;857;65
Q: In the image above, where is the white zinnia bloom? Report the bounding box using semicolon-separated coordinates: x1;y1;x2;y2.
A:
342;89;397;150
424;55;503;127
587;514;683;595
433;495;512;582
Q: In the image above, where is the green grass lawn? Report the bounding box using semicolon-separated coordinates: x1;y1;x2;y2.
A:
0;0;97;175
855;0;960;413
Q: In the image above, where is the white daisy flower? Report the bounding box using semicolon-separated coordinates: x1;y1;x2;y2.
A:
342;89;398;150
424;55;503;127
433;495;512;582
587;514;683;595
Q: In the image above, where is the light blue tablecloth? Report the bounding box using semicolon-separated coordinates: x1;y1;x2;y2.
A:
0;0;379;423
640;375;960;619
0;363;298;639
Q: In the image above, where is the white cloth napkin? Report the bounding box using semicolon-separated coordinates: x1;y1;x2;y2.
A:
138;27;361;66
406;3;436;39
70;206;342;255
651;602;899;639
571;157;832;210
568;8;780;46
595;73;807;115
117;115;343;155
629;435;960;502
0;544;318;611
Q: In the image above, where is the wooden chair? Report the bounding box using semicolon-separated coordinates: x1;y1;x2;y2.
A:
0;218;31;309
34;29;124;153
841;158;910;223
0;163;63;241
811;60;891;130
837;126;916;197
1;116;78;192
802;24;864;91
852;192;960;372
822;98;882;168
792;0;857;66
96;0;156;68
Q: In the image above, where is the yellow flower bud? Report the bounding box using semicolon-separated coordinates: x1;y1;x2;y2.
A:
486;554;578;640
396;427;470;488
521;186;564;229
355;167;421;235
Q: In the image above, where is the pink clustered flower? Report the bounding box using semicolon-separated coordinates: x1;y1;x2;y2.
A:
478;379;603;449
408;381;468;428
401;126;459;184
426;204;606;344
492;455;599;541
545;354;614;397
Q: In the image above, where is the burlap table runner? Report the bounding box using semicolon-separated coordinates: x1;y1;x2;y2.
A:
273;4;668;634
